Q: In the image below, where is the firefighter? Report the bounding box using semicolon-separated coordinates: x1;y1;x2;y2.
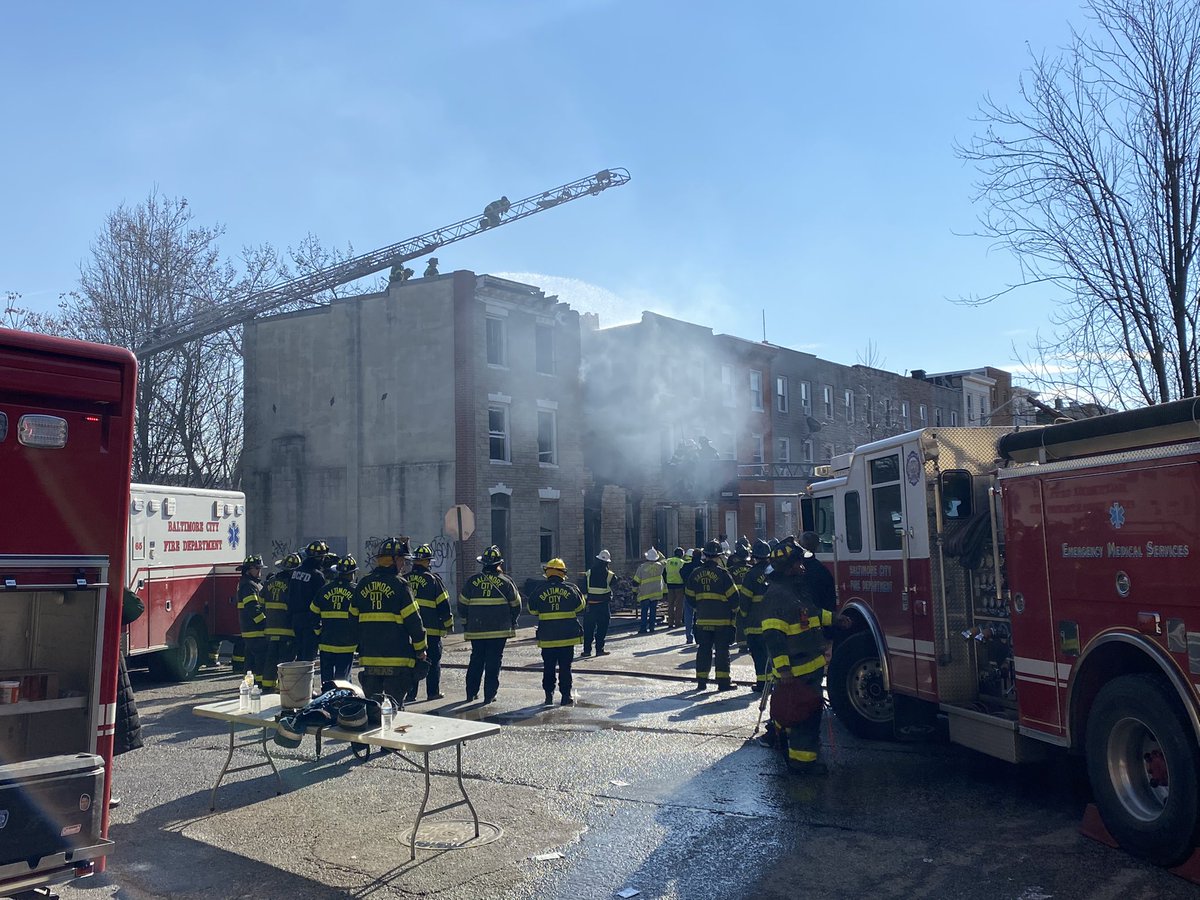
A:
760;539;829;775
685;540;740;690
799;531;838;632
728;538;753;651
288;540;328;662
633;548;666;633
262;552;299;690
311;555;360;684
458;544;522;703
405;543;454;702
351;537;427;707
580;549;614;657
664;546;687;628
423;257;439;277
679;547;702;644
528;558;586;706
739;539;772;692
237;554;268;687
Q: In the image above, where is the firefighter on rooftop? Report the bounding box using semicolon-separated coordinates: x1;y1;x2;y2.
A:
685;540;740;690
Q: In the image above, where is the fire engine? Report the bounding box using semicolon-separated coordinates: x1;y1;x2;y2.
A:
0;328;136;895
125;485;247;681
811;400;1200;869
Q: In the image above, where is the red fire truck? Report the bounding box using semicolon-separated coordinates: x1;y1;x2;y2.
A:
125;484;246;681
811;401;1200;869
0;328;136;895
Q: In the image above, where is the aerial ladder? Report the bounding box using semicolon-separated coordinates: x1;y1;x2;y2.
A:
135;167;631;358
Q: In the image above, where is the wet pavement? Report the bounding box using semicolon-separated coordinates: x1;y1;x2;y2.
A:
56;616;1199;900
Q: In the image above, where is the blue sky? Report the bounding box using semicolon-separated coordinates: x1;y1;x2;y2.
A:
2;1;1085;378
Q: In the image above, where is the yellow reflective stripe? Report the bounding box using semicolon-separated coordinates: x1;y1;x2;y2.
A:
587;588;610;594
714;670;730;679
264;601;288;610
242;630;265;638
358;612;401;624
265;627;295;636
425;627;448;637
413;638;427;652
538;611;580;620
820;610;833;626
539;637;581;648
761;618;790;633
744;626;763;635
788;748;818;762
807;616;823;629
358;656;416;667
756;673;768;683
692;592;731;601
318;643;357;653
794;654;826;675
772;655;791;670
465;630;513;639
399;604;420;619
696;618;734;627
320;611;351;619
461;598;512;606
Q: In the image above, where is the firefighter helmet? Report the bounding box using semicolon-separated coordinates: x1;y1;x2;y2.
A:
275;552;302;570
478;545;504;566
596;549;612;563
376;537;411;560
413;543;434;561
543;558;567;574
751;539;772;559
306;540;329;559
242;554;264;571
702;539;723;558
336;555;358;576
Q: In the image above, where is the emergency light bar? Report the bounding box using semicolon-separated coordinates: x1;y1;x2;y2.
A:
17;415;67;449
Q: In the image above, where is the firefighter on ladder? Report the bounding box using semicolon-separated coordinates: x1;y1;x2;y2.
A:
759;538;831;775
237;554;268;687
685;540;740;690
739;539;773;692
405;543;454;703
262;552;299;690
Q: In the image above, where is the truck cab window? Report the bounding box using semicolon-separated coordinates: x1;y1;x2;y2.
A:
844;491;863;553
815;495;835;553
941;470;973;519
870;454;903;552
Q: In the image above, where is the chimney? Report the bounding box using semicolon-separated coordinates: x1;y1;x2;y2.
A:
581;312;600;332
911;369;926;381
1054;398;1063;410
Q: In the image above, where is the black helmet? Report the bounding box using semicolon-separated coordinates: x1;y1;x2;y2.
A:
275;552;302;570
376;536;411;560
413;543;434;561
478;545;503;566
242;554;264;570
336;555;358;576
673;546;685;557
306;540;329;559
702;539;722;558
751;539;771;560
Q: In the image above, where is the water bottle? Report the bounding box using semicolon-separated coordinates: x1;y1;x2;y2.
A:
380;696;394;732
239;676;251;712
249;683;262;714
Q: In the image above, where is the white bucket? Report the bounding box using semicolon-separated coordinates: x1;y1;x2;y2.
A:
0;681;19;704
277;661;315;710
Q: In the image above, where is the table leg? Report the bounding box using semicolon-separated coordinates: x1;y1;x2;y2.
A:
455;742;480;839
210;723;237;811
409;751;432;861
259;727;283;795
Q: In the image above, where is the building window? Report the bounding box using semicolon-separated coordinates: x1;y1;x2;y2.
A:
800;381;812;415
486;316;506;367
488;404;510;462
822;385;833;418
535;324;555;375
950;410;959;426
777;437;790;463
491;493;510;556
844;389;855;422
883;398;892;426
537;409;558;465
754;503;768;540
776;376;789;413
721;364;737;407
750;370;764;411
919;404;928;427
823;444;834;463
935;407;943;426
539;500;559;562
967;394;974;424
982;397;990;423
717;429;735;460
901;400;910;428
866;394;875;425
751;433;764;464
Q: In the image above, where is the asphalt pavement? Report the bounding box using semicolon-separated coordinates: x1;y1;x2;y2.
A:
53;615;1200;900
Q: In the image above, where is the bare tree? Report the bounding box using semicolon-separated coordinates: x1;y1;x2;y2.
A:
2;292;63;333
961;0;1200;406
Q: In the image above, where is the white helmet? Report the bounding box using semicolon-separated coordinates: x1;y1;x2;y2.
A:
596;549;612;563
644;548;660;561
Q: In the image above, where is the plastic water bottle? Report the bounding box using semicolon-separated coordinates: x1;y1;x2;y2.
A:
380;696;394;732
249;683;262;714
239;675;251;712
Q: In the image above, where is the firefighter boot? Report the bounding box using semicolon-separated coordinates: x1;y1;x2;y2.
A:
544;691;554;706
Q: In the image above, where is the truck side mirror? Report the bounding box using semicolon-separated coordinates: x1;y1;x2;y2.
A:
941;470;973;519
891;511;905;535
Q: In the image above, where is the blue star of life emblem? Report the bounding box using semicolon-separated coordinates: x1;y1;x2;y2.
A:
1109;502;1125;529
228;521;241;548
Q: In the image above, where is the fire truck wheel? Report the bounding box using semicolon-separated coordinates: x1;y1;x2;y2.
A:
158;621;206;682
1085;673;1200;866
827;631;894;740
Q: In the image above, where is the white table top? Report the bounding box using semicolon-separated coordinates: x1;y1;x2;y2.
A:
194;695;500;752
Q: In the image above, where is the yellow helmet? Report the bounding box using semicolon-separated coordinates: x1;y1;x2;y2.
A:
543;558;567;574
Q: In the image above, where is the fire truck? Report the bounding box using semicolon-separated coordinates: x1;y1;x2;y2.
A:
125;485;246;681
0;328;136;895
811;400;1200;869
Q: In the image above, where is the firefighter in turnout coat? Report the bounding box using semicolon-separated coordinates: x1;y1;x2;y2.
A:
405;543;454;702
237;555;268;686
728;538;752;649
684;540;740;689
529;558;586;706
739;539;773;692
262;552;299;690
458;545;522;703
288;540;329;662
311;555;360;683
760;539;830;774
351;538;427;707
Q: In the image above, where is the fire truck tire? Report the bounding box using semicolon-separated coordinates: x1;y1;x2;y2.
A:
157;621;206;682
827;631;894;741
1085;673;1200;866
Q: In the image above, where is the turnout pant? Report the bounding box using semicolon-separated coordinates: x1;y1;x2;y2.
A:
746;633;770;689
639;599;659;632
780;668;826;771
583;603;610;653
666;586;685;627
263;636;293;690
694;626;734;685
359;666;414;709
319;650;354;684
465;638;507;700
541;646;575;698
242;637;268;686
231;638;247;673
406;635;444;701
